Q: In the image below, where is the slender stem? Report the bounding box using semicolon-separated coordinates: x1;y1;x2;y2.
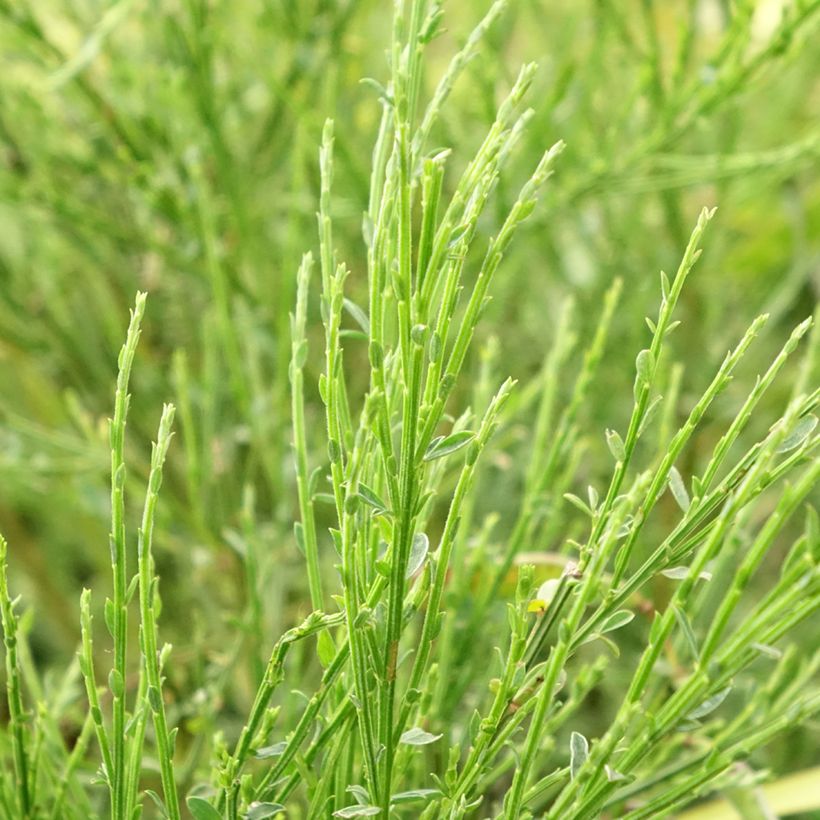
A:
0;535;31;817
137;404;180;820
109;292;147;819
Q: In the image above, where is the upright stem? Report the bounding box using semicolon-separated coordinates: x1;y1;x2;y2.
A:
109;293;147;819
137;404;180;820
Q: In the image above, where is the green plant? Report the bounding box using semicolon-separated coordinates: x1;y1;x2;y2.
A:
1;2;819;819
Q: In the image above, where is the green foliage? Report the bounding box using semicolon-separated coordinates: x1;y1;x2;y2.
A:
1;1;819;819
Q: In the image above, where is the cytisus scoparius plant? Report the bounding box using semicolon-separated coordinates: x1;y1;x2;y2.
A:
1;1;819;819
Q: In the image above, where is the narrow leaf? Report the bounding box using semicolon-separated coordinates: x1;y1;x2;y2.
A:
358;483;389;514
423;430;475;461
661;566;712;582
333;806;381;818
668;466;690;512
343;298;371;334
776;414;818;453
605;429;626;461
400;727;442;746
570;731;589;780
673;605;699;659
253;742;288;759
406;533;429;578
391;789;440;804
246;803;286;819
600;610;635;634
687;686;732;720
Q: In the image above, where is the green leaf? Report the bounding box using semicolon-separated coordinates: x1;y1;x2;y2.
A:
600;610;635;634
776;414;818;453
673;605;699;660
125;574;139;604
406;533;429;578
104;597;116;637
343;298;370;334
187;797;222;820
751;642;782;659
253;741;288;759
292;339;308;368
687;686;732;720
333;807;380;818
391;789;440;804
563;493;594;517
108;668;124;699
605;765;629;783
147;685;163;713
357;482;389;514
570;731;589;780
145;791;170;819
661;566;712;582
346;785;370;805
400;727;442;746
605;428;626;461
668;466;690;512
246;803;286;819
423;430;475;461
317;631;336;667
634;348;654;398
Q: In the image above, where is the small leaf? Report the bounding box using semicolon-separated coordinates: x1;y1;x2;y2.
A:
108;669;124;699
339;329;368;341
600;610;635;634
447;223;471;249
317;631;336;667
253;742;288;759
634;349;654;397
676;719;702;733
668;466;690;512
357;483;389;514
776;414;818;453
145;791;169;819
346;785;370;805
359;77;392;103
104;598;116;638
343;298;370;334
292;339;308;369
400;727;442;746
605;429;626;461
187;797;222;820
563;493;593;517
570;731;589;780
661;566;712;582
605;765;628;783
687;686;731;720
660;270;671;300
637;395;663;437
673;605;699;659
751;642;782;659
406;533;429;578
125;574;139;604
391;789;440;804
245;802;286;819
333;806;380;818
423;430;475;461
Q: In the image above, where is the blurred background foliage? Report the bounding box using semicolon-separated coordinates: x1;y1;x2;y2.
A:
0;0;818;806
